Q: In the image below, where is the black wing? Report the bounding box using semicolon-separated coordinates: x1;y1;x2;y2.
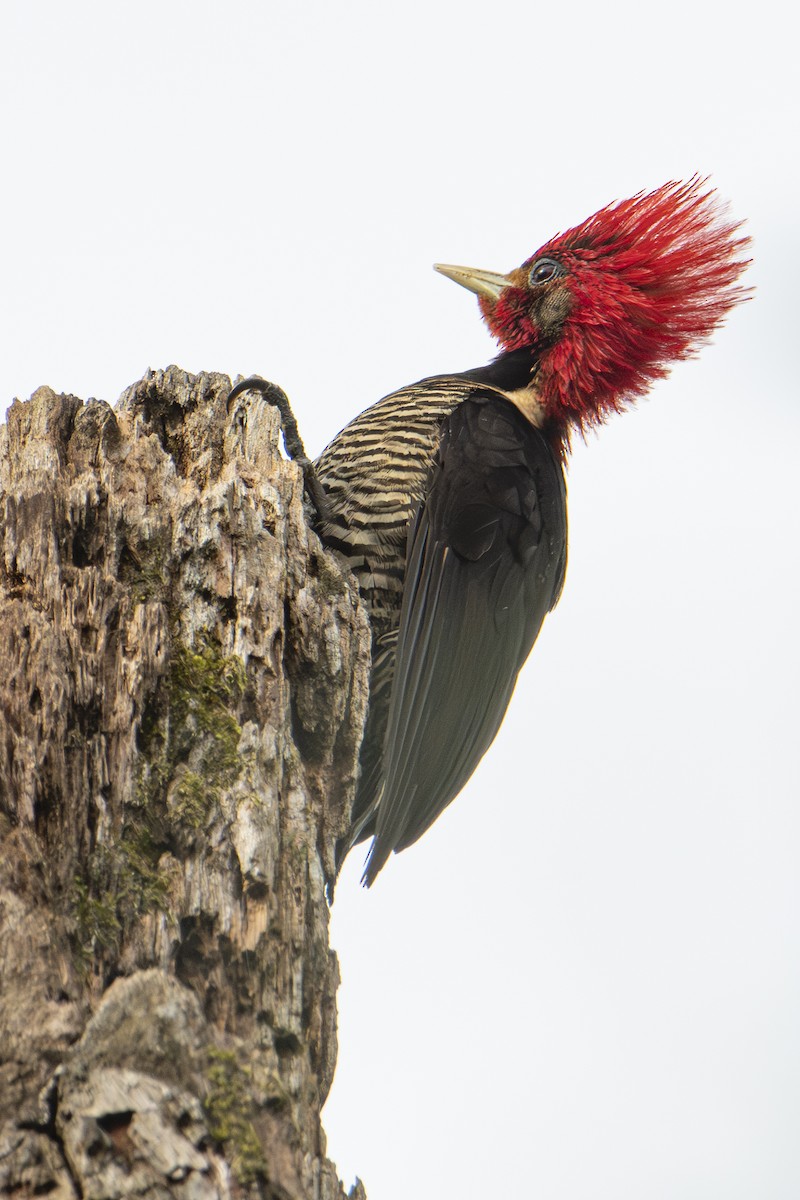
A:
362;393;567;883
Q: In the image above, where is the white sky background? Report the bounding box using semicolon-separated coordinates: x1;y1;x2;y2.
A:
2;2;798;1197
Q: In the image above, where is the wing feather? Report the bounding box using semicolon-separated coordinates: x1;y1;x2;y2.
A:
363;393;567;883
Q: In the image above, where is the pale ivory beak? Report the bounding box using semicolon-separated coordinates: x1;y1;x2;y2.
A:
433;263;510;301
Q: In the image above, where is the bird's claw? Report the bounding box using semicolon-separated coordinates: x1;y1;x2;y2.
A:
228;374;331;525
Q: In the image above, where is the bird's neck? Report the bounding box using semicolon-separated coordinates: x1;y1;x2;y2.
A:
460;346;538;392
460;347;569;460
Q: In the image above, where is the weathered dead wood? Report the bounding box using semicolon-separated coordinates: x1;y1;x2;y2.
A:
0;367;370;1200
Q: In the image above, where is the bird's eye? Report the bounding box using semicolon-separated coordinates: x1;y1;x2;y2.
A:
529;258;563;285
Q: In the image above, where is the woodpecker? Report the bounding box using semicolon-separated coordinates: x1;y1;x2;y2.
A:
234;179;750;885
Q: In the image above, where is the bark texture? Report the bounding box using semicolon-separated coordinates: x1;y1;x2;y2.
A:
0;367;370;1200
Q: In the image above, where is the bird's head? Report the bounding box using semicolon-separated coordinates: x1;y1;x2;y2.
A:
436;178;751;443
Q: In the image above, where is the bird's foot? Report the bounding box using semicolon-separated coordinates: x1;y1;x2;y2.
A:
228;375;331;524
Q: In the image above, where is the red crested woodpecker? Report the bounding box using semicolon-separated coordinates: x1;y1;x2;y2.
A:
234;178;751;885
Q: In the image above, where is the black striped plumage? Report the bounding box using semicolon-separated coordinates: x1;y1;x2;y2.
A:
316;355;568;884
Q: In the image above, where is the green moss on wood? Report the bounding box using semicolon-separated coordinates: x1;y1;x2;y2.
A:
204;1048;268;1186
70;821;170;961
72;878;121;953
171;769;214;829
72;634;249;965
169;639;244;775
136;633;247;834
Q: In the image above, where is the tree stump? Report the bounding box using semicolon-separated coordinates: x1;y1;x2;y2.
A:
0;367;370;1200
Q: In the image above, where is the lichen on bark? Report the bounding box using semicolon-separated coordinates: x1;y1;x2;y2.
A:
0;367;370;1200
